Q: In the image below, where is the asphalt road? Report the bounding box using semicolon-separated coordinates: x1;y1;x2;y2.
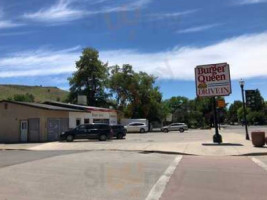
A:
0;150;266;200
0;150;175;200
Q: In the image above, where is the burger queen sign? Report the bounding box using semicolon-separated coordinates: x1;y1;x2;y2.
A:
195;63;231;97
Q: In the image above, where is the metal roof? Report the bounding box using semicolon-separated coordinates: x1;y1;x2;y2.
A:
44;101;117;112
0;100;84;112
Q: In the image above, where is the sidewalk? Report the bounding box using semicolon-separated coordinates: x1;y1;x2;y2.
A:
1;132;267;156
160;156;267;200
0;143;40;150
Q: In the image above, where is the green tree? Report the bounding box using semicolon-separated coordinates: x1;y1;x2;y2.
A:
11;93;35;102
109;65;168;123
251;89;265;111
247;111;266;125
227;101;242;124
237;107;251;123
109;64;136;110
163;96;189;124
68;48;109;107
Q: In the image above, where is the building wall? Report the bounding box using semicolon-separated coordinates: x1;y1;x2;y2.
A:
69;111;118;128
69;112;92;128
109;112;118;125
0;102;69;143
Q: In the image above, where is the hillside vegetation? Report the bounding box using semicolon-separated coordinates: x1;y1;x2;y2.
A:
0;84;69;102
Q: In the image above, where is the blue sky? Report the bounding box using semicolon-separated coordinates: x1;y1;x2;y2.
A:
0;0;267;103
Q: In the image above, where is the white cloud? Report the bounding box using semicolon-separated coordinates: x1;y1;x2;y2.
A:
100;32;267;80
177;24;221;34
149;10;198;20
0;47;80;77
1;33;267;81
23;0;87;23
23;0;153;23
0;9;22;29
0;20;22;29
236;0;267;5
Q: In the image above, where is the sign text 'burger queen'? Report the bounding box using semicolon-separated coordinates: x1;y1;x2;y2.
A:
195;63;232;97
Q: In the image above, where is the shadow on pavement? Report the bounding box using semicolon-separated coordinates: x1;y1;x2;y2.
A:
202;143;244;146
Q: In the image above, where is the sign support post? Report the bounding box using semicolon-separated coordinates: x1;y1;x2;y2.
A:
213;97;222;143
195;63;231;144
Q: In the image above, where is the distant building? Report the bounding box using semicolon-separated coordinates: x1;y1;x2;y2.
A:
44;101;118;127
0;100;117;143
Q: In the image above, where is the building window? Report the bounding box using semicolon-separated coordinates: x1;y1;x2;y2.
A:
76;119;81;126
4;103;8;110
84;119;90;124
93;119;109;124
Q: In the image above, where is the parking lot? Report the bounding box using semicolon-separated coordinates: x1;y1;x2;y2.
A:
1;126;267;200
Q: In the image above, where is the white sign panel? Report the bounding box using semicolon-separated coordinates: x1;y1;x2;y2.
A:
195;63;231;97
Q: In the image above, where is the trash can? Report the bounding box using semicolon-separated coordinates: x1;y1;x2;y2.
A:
251;131;265;147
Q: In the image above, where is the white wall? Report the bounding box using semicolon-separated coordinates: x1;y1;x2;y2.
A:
109;112;118;125
69;112;92;128
69;111;118;128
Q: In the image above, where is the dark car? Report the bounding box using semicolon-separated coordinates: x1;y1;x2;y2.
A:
111;125;127;139
60;123;113;142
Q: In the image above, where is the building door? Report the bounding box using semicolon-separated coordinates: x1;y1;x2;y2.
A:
47;118;69;141
20;120;28;142
29;118;40;142
47;119;60;141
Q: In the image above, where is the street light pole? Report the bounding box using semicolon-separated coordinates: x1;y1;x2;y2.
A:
239;79;250;140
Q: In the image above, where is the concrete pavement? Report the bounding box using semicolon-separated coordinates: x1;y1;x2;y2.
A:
27;130;267;156
1;128;267;156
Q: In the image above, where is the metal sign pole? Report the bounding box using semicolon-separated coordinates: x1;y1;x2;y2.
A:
213;97;222;144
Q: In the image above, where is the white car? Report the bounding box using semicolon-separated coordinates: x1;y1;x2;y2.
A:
161;123;188;133
125;122;149;133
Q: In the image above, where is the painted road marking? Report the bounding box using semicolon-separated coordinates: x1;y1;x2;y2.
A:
145;155;183;200
251;157;267;172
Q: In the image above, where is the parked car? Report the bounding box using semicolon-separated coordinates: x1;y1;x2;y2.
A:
161;123;188;133
60;123;113;142
111;125;127;139
125;122;149;133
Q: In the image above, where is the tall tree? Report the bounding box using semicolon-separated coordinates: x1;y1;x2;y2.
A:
227;101;242;124
68;48;109;107
109;65;168;123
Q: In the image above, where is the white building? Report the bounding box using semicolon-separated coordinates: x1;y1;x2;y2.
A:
44;101;117;128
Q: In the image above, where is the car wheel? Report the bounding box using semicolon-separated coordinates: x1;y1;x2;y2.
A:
179;128;185;133
140;128;145;133
117;133;124;139
163;129;168;133
66;135;73;142
99;134;107;141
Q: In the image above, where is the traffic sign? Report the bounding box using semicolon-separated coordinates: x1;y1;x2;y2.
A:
217;99;226;108
245;90;256;108
195;63;232;97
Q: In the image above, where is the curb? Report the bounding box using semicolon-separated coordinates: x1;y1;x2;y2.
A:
2;148;266;157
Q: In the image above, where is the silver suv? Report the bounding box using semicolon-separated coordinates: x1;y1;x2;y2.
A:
161;123;188;133
125;122;148;133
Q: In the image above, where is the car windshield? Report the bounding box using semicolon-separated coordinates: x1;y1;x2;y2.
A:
1;1;266;200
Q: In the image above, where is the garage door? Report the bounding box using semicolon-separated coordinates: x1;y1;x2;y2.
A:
47;118;69;141
29;118;40;142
